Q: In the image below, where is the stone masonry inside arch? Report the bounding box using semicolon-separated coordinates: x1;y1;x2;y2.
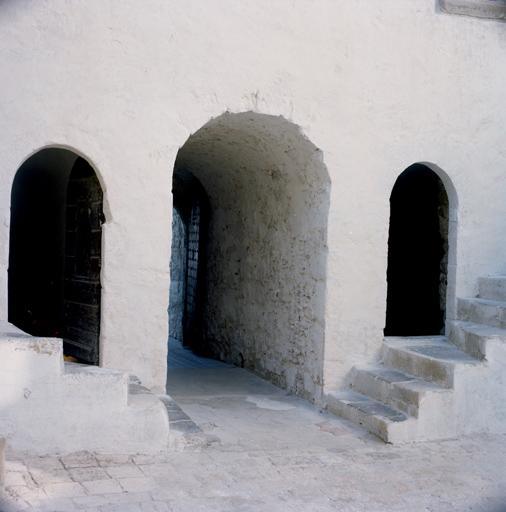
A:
171;112;331;401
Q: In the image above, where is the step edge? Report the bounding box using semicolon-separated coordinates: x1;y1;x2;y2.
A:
450;320;506;337
458;297;506;307
351;365;451;417
382;339;480;366
325;390;413;443
326;390;411;422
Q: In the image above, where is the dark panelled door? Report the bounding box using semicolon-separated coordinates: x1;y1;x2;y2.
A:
62;157;103;364
183;200;201;349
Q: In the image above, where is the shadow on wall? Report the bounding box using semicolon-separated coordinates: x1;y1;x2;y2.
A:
170;112;331;401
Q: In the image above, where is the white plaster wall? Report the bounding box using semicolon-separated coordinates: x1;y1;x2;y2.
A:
0;0;505;396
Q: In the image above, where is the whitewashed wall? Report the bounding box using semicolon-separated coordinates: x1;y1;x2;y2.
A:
0;0;505;396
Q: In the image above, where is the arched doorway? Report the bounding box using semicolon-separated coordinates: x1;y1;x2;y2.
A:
385;163;449;336
170;174;210;353
9;148;104;364
169;112;330;400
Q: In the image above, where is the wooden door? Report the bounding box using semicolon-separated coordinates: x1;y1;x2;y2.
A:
62;158;103;364
183;200;201;349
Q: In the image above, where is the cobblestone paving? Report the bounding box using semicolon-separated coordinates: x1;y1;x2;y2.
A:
2;365;506;511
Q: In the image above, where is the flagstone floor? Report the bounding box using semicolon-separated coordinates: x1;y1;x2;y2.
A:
1;342;505;511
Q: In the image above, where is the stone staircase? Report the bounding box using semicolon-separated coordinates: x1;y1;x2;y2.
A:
0;322;172;456
326;276;506;443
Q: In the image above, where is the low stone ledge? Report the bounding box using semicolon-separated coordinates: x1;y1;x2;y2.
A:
157;395;208;451
439;0;506;20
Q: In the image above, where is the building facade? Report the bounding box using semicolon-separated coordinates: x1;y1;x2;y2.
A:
1;0;506;452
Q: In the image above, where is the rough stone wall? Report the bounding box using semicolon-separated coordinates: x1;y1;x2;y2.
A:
168;208;185;342
438;179;450;331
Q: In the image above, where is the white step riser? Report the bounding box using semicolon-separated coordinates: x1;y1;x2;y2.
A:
447;322;488;360
326;391;419;443
381;345;454;388
325;393;389;442
335;401;389;442
458;298;506;330
63;365;129;407
350;369;419;417
478;276;506;302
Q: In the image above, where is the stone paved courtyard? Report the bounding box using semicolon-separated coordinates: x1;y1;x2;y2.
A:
1;347;506;511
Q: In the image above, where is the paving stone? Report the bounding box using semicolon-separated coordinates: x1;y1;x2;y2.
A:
81;478;123;495
5;461;27;472
61;454;98;469
0;492;29;511
96;454;134;467
140;501;172;512
97;503;144;512
4;364;506;511
5;472;28;487
25;457;65;471
137;462;177;479
44;481;86;498
131;454;172;465
69;466;110;482
6;484;48;502
118;476;158;492
26;496;78;511
29;468;74;486
106;465;145;479
72;491;152;509
150;486;193;501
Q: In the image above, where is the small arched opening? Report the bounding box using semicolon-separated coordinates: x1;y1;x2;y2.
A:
9;148;104;364
385;163;452;336
169;112;330;400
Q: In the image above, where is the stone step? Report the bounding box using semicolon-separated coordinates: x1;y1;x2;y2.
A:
381;336;480;388
63;362;130;405
458;297;506;330
478;276;506;302
325;389;413;443
0;325;171;455
350;363;450;417
448;320;506;360
157;395;208;451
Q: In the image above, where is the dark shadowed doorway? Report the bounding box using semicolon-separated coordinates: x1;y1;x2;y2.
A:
9;148;104;364
385;164;449;336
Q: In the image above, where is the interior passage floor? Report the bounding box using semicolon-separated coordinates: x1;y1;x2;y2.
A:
2;345;506;511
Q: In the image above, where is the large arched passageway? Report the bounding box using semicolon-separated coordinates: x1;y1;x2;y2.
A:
169;112;330;400
9;148;104;364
